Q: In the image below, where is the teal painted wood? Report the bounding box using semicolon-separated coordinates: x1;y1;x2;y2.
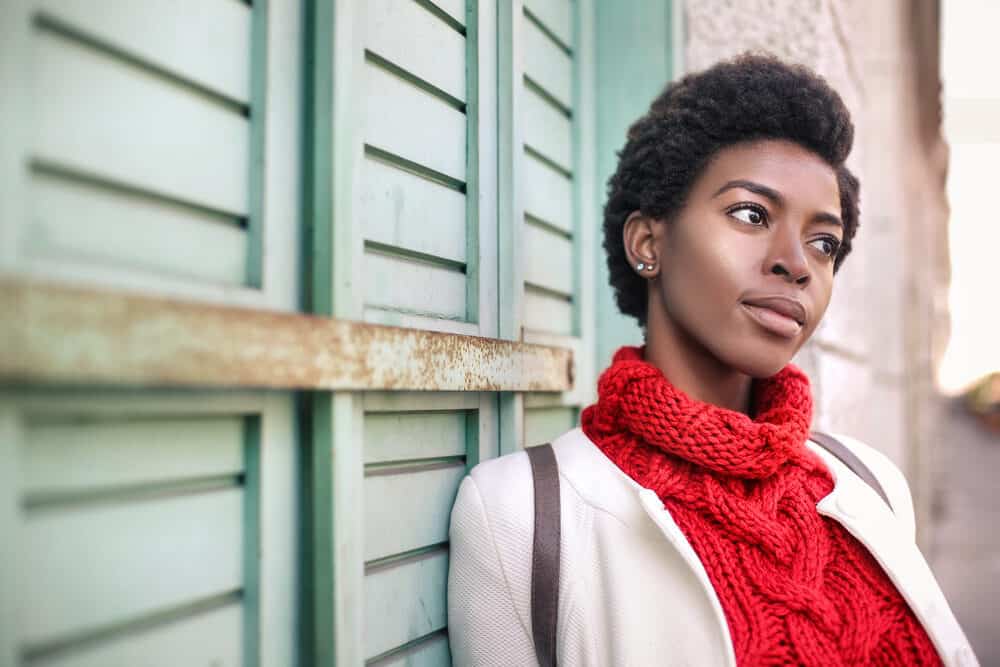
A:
304;0;368;319
364;62;467;183
593;0;676;370
362;399;474;662
302;393;332;667
256;394;299;667
523;148;573;235
524;0;572;49
464;0;482;327
27;606;242;667
302;6;369;665
245;0;269;289
22;487;243;644
363;463;466;562
363;549;449;660
32;0;253;104
358;0;479;328
21;0;266;292
302;0;330;313
467;0;501;472
523;16;572;109
243;417;262;667
328;0;366;322
366;0;466;102
464;398;488;470
524;405;577;446
516;0;601;425
521;0;576;345
361;392;478;662
0;408;20;667
255;0;303;311
362;391;480;414
498;0;526;455
330;393;366;666
362;310;480;336
20;416;244;496
364;411;468;464
15;0;308;309
522;86;572;172
0;0;30;274
523;287;573;335
8;0;300;311
368;632;451;666
364;251;467;320
524;220;573;296
360;156;467;265
570;0;597;401
27;0;262;298
497;0;524;345
425;0;465;28
27;169;249;286
4;391;298;667
33;30;250;218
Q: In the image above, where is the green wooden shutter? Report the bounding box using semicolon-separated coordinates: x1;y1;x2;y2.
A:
516;0;598;448
0;1;673;665
0;1;303;665
3;0;299;309
1;392;299;667
307;1;499;663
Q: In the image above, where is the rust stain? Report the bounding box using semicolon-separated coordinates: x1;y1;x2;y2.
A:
0;277;573;392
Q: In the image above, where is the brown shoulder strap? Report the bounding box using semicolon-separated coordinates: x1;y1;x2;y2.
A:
526;443;560;667
810;431;893;513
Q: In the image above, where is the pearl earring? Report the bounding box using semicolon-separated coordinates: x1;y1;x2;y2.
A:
636;262;655;272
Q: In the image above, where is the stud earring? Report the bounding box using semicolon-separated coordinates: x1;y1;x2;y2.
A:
636;262;655;272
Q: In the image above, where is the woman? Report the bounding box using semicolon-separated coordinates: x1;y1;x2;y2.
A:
448;54;978;666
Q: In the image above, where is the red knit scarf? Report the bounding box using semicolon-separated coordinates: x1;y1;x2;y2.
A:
581;345;942;666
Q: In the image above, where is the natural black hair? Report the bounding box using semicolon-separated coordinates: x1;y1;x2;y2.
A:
603;53;860;328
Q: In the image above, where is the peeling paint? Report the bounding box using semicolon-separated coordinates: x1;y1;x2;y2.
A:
0;278;573;392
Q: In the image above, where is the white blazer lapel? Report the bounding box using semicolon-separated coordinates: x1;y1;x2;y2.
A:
635;487;738;667
813;448;979;667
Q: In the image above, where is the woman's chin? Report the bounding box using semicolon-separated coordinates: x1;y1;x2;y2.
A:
721;346;795;379
706;322;810;380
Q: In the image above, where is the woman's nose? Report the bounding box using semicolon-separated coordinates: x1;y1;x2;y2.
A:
766;230;811;286
770;261;811;286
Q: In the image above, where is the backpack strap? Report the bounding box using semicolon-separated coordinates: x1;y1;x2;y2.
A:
810;431;894;513
526;443;560;667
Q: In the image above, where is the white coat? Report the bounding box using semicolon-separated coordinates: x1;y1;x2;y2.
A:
447;427;979;666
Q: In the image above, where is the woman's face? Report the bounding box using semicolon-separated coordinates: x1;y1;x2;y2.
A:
626;139;844;378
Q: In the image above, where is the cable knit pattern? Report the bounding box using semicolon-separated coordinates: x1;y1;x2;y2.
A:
581;345;942;666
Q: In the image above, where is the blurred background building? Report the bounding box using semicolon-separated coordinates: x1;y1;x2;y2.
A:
0;0;994;665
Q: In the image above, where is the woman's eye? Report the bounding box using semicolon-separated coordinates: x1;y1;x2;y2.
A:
809;236;841;257
728;205;767;226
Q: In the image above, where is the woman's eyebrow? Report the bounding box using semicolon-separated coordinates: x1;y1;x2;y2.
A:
714;179;843;229
712;179;784;205
813;211;844;229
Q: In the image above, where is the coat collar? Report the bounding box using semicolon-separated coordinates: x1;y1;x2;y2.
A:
551;428;978;667
551;428;738;667
810;445;978;667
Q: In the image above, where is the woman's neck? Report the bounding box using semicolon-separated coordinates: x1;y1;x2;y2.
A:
643;310;754;415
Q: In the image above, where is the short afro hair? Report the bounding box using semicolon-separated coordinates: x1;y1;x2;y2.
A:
603;53;860;328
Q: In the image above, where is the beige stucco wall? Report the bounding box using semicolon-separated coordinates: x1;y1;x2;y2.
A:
683;0;950;547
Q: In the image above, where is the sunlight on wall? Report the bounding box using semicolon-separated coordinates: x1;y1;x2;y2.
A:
938;1;1000;394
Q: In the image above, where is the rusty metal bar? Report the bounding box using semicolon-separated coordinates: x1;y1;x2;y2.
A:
0;278;573;392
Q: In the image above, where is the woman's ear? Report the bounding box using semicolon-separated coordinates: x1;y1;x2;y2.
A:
622;211;663;278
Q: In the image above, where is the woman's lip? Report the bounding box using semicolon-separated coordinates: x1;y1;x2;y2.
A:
741;303;803;339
